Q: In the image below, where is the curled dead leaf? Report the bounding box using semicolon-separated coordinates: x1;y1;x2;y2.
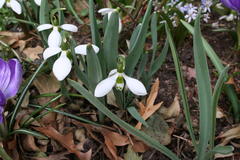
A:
34;126;92;160
135;79;163;129
217;125;240;146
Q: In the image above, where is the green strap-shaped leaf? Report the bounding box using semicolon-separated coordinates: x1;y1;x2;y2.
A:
103;11;119;72
39;0;50;46
193;14;212;159
86;45;102;92
181;20;240;122
89;0;106;77
127;106;148;127
126;0;152;76
210;66;229;153
67;79;179;160
129;24;141;50
165;23;197;150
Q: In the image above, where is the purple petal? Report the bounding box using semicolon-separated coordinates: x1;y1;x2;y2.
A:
0;58;11;92
221;0;240;11
0;90;6;123
4;59;23;99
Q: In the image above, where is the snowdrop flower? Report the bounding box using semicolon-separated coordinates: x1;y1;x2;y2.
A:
94;55;147;97
43;43;99;81
37;23;78;47
0;0;22;14
0;58;23;123
98;8;122;33
34;0;41;6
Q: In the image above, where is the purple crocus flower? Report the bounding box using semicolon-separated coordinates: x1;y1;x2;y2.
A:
221;0;240;12
0;58;23;123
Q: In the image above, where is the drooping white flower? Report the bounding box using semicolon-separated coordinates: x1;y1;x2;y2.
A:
0;0;22;14
34;0;41;6
74;44;99;55
42;44;99;81
94;69;147;97
37;24;78;47
98;8;122;33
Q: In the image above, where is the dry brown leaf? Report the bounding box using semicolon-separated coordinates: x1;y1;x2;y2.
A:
214;153;234;159
217;125;240;146
135;79;163;129
216;107;225;119
34;126;92;160
23;45;43;61
34;73;60;94
159;95;180;119
22;135;40;152
102;132;123;160
100;129;129;146
0;31;25;45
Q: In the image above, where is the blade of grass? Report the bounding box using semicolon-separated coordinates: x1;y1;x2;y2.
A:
9;129;48;139
29;104;101;126
65;0;84;24
0;146;12;160
68;78;179;160
21;95;62;127
165;22;197;150
9;60;46;131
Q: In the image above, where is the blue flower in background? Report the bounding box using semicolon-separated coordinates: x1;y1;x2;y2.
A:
0;58;23;123
221;0;240;12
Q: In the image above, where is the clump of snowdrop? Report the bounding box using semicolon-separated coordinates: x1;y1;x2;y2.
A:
43;40;99;81
0;0;22;14
98;8;122;33
94;55;147;97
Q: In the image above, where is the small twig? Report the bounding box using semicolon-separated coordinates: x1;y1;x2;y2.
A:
109;0;136;23
0;40;22;62
173;134;192;145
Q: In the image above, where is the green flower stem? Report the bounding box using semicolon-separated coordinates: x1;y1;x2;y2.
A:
236;19;240;50
0;146;12;160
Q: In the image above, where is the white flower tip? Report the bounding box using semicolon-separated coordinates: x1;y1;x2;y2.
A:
75;44;100;55
53;53;72;81
60;24;78;32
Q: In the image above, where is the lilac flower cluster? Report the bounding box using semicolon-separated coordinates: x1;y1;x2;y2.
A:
165;0;212;27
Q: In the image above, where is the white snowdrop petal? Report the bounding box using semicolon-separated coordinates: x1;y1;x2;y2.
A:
9;0;22;14
48;28;61;47
123;74;147;96
74;44;87;55
43;47;61;60
53;53;72;81
60;24;78;32
91;44;100;54
98;8;115;15
94;74;118;97
34;0;41;6
108;69;117;76
75;44;100;55
37;24;53;31
0;0;5;8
